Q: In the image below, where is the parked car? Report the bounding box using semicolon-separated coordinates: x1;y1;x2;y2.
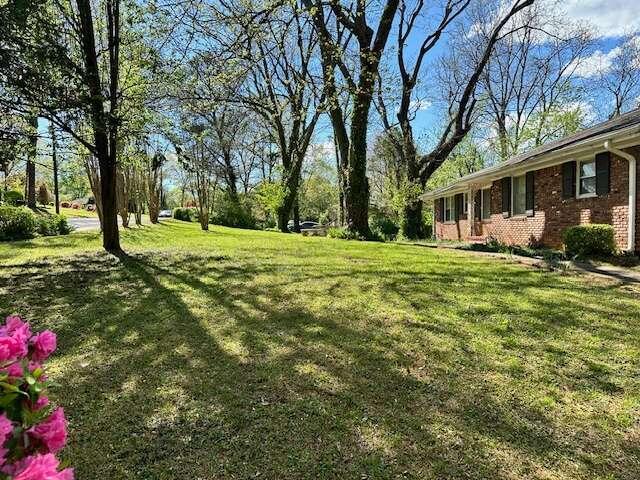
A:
287;220;320;231
300;221;320;230
159;209;173;218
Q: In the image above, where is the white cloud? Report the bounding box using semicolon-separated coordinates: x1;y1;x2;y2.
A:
571;47;621;77
560;0;640;38
410;99;432;111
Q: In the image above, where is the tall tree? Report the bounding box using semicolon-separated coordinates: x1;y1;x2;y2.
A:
377;0;534;238
301;0;400;237
229;4;324;231
477;1;591;160
0;0;151;252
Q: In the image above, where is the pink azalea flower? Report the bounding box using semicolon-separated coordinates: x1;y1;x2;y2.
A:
28;408;67;454
11;453;74;480
32;395;50;411
3;362;23;379
30;332;56;363
0;414;14;465
0;317;31;362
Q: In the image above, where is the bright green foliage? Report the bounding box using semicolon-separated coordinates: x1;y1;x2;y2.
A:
0;206;37;241
3;190;24;206
254;181;286;224
173;207;197;222
563;224;617;258
210;196;256;229
0;222;639;478
36;214;71;236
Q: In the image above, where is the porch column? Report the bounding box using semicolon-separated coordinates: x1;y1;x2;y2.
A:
468;187;474;237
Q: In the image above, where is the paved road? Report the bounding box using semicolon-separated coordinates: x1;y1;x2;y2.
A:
68;216;125;231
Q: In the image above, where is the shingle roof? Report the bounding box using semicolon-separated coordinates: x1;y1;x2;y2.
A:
422;108;640;199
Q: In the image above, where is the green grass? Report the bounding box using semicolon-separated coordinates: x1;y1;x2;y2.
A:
1;221;639;479
44;206;97;218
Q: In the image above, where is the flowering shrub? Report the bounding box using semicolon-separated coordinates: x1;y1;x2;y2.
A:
0;315;73;479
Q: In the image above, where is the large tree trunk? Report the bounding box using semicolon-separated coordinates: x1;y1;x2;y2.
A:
275;154;304;233
26;115;37;209
345;101;371;237
50;123;60;214
293;197;300;232
400;129;425;239
100;154;120;251
76;0;121;252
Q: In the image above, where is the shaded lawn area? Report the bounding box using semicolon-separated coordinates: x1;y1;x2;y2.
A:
0;221;639;479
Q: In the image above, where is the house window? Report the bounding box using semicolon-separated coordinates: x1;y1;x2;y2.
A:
578;159;596;196
462;193;468;215
512;174;526;215
481;188;491;220
444;196;454;222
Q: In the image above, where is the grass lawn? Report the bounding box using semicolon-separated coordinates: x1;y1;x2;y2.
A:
0;221;639;479
44;206;97;218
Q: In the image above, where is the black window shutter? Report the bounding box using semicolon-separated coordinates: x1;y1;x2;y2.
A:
596;152;610;195
474;190;481;219
501;177;511;217
454;193;463;221
525;171;535;216
438;198;444;222
562;161;576;199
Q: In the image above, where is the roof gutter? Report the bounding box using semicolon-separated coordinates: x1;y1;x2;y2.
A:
421;125;640;201
604;140;636;252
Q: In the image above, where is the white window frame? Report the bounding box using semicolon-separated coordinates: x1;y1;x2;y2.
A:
577;159;597;199
444;196;454;223
511;174;527;216
462;192;468;216
481;187;491;220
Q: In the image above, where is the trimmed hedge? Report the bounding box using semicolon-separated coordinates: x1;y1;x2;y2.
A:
563;224;616;258
0;206;37;241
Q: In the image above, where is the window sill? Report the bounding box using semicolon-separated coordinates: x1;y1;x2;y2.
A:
576;193;597;199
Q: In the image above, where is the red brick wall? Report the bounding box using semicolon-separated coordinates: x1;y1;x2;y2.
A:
434;146;639;251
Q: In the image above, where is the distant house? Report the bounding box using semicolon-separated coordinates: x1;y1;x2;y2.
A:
422;109;640;252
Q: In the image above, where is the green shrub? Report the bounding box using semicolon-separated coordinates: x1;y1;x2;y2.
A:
4;190;24;206
210;199;256;229
0;206;37;241
563;224;616;258
369;214;399;241
173;207;197;222
37;214;71;236
327;226;383;242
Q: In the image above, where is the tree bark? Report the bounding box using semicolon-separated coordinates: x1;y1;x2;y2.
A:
26;115;37;209
50;122;60;214
76;0;120;252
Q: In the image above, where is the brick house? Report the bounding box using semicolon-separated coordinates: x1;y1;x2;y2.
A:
422;109;640;252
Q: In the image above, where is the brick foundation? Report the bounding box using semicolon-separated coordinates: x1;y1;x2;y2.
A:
434;147;640;251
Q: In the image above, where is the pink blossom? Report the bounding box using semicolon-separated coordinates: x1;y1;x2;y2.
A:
3;362;23;379
0;414;13;464
30;331;56;363
32;395;50;411
11;454;74;480
0;317;31;362
28;408;67;454
0;337;25;363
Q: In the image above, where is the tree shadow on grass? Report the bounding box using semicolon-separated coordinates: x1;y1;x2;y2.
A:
0;250;638;479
